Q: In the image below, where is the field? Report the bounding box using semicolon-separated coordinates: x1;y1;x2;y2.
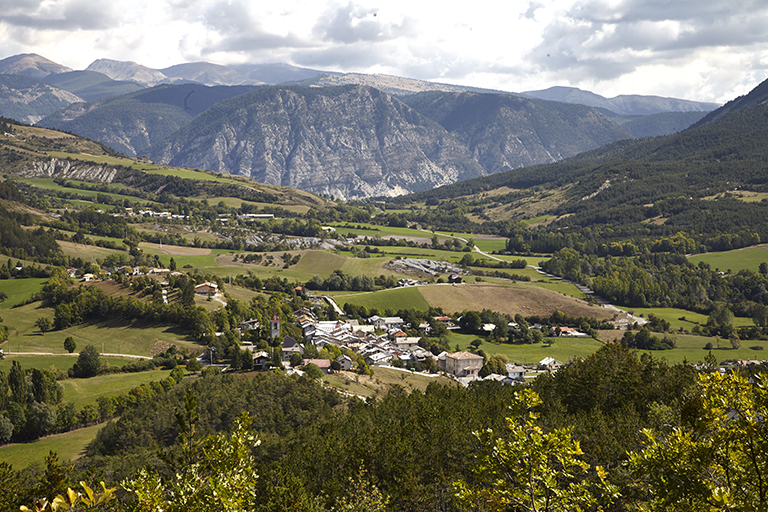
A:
447;331;606;366
1;297;200;356
688;244;768;273
0;423;104;470
47;152;162;171
60;369;174;409
322;366;452;398
615;306;755;330
0;355;135;373
333;286;431;312
0;278;47;310
418;282;619;320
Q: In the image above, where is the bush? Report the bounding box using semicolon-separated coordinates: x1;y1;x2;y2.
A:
71;345;101;378
186;358;203;373
63;337;77;353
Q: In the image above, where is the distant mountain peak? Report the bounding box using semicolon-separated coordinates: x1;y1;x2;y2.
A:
0;53;72;79
522;86;719;116
86;59;173;87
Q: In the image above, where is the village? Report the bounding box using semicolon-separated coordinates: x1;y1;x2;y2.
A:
199;294;575;386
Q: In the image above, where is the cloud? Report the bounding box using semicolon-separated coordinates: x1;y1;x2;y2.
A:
521;2;544;20
0;0;117;31
521;0;768;94
314;2;416;44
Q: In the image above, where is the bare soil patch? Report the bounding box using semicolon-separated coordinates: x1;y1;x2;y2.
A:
140;242;211;256
419;282;623;321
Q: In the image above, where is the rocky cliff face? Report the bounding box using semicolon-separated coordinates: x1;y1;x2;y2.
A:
403;92;632;173
0;75;83;124
21;158;118;182
150;85;486;199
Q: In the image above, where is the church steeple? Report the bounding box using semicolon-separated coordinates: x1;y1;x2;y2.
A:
270;311;280;339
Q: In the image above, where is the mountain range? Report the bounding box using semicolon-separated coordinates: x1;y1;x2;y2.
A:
392;74;768;226
0;53;724;198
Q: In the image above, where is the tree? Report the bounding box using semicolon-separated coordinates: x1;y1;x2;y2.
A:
304;363;323;380
169;257;177;271
186;358;202;374
9;360;26;405
63;337;76;354
289;352;304;367
71;345;101;378
123;393;260;512
459;311;482;333
455;388;615;512
35;317;52;333
628;372;768;511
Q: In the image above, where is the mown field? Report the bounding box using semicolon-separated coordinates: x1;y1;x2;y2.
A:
333;286;431;312
1;296;199;357
0;355;134;373
688;244;768;273
447;331;606;366
0;423;104;470
59;368;175;409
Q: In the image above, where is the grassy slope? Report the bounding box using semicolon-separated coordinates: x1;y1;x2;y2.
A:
688;244;768;273
0;423;104;470
59;369;173;409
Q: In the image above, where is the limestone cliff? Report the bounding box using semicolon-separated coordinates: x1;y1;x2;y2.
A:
150;85;486;199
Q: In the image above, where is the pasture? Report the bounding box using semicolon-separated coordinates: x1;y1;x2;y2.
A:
0;423;103;470
688;244;768;273
447;331;606;366
333;286;431;312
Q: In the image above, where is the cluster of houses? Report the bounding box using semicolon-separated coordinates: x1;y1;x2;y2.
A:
238;308;565;385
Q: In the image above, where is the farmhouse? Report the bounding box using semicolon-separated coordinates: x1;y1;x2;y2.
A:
195;282;218;295
440;351;484;378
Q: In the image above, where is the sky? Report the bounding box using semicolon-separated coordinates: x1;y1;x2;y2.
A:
1;0;767;104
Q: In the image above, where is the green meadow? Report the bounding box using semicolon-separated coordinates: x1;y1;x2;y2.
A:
0;278;47;310
333;286;431;312
46;152;162;170
688;245;768;273
447;331;606;366
0;355;133;373
617;306;755;330
60;369;174;409
0;423;104;470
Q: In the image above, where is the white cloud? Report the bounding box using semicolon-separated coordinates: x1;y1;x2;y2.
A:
0;0;767;102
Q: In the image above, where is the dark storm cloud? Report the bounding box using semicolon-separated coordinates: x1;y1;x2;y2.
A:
0;0;115;30
314;2;416;44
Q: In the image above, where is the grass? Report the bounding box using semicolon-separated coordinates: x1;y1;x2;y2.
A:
20;178;147;204
615;306;754;330
0;422;104;470
57;241;127;262
47;152;163;170
688;244;768;273
333;287;431;312
60;369;173;409
0;355;135;373
638;335;768;365
1;299;201;356
447;331;606;366
321;367;452;398
0;278;47;310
